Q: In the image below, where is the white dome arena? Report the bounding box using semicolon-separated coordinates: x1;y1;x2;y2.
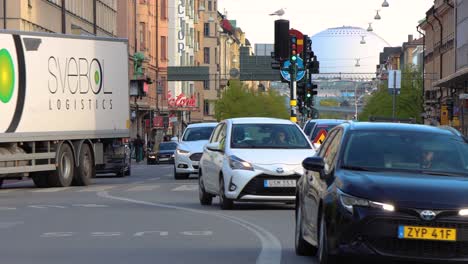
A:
311;26;390;74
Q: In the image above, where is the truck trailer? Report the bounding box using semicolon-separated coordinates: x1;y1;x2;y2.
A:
0;31;130;188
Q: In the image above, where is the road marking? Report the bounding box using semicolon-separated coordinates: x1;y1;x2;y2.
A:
0;189;17;194
72;204;109;208
29;205;66;209
32;187;72;193
0;221;24;229
126;185;160;192
133;231;169;237
97;191;282;264
148;177;161;181
0;207;17;210
41;232;75;238
91;232;122;237
77;185;115;192
172;185;198;191
181;231;213;236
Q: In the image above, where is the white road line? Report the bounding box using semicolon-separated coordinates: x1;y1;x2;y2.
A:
41;232;75;238
32;187;73;193
0;207;17;210
77;185;115;192
28;205;66;209
181;231;213;236
133;231;169;237
72;204;109;208
172;185;198;191
0;221;24;229
91;232;122;237
0;189;18;194
97;191;282;264
126;185;160;192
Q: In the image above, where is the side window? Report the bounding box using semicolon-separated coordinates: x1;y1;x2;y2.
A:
318;130;337;158
218;124;227;150
210;124;223;143
323;129;343;174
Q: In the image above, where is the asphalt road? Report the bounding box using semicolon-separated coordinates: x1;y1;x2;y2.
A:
0;163;430;264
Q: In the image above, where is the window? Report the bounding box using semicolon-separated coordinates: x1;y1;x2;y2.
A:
204;23;210;37
208;0;212;11
161;0;167;19
182;126;215;141
139;22;146;51
161;36;167;60
210;124;223;143
203;80;210;90
204;100;210;116
204;47;210;64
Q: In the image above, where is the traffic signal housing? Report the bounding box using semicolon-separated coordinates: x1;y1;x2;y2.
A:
290;35;298;64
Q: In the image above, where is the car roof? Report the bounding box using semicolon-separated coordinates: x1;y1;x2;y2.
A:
311;119;347;125
345;122;455;136
186;122;218;128
228;117;294;125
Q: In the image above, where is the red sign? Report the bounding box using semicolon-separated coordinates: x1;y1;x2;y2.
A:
153;116;164;128
289;29;304;54
313;129;328;144
167;91;197;109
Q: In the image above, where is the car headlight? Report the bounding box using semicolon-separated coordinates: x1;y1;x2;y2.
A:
228;155;254;171
149;155;156;158
339;190;394;214
459;209;468;216
176;149;190;155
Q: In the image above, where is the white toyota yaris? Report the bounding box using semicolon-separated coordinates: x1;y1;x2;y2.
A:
198;118;315;209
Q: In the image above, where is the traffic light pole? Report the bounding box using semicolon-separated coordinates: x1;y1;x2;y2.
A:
290;63;297;123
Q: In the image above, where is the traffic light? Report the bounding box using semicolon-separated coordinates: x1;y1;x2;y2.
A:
290;35;298;64
274;20;290;61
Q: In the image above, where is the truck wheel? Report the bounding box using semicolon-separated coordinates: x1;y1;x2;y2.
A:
32;173;49;188
48;143;74;187
73;144;94;186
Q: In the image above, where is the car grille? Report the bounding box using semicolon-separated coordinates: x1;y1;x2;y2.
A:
366;218;468;259
158;154;172;158
240;174;299;197
190;153;202;161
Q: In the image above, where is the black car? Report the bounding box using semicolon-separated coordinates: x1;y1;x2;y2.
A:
147;142;177;164
295;122;468;263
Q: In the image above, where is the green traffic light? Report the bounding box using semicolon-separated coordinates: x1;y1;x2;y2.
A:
307;93;311;98
291;56;297;61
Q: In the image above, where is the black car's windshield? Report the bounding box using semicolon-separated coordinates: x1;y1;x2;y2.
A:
231;123;311;149
342;131;468;176
159;142;177;151
182;127;215;141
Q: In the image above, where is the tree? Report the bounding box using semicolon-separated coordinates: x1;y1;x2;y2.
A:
359;66;423;122
215;80;289;121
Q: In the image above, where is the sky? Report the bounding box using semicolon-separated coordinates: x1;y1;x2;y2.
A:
218;0;433;47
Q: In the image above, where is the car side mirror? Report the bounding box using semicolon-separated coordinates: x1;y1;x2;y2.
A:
302;157;325;172
206;142;223;152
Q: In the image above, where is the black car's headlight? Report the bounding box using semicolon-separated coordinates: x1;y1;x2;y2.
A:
228;155;254;171
459;209;468;216
338;190;395;214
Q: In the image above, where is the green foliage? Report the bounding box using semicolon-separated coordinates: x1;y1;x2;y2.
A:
319;98;340;107
214;80;289;121
359;66;423;123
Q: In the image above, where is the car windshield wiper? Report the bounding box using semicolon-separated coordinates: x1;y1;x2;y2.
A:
341;165;377;172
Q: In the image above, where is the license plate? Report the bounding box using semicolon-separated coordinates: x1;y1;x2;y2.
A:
398;226;457;241
264;180;296;188
159;158;169;161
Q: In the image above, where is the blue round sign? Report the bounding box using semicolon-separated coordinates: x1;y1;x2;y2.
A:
281;58;305;82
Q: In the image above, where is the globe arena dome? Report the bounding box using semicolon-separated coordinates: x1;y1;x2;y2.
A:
311;26;390;74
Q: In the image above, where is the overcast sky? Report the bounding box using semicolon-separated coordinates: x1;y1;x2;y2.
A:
218;0;433;47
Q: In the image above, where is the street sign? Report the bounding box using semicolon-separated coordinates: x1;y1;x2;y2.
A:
313;129;327;144
388;70;401;95
280;58;305;82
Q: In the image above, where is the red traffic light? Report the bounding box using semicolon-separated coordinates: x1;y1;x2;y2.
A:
291;44;297;49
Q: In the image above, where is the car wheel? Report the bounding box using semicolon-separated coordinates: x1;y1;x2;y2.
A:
219;176;233;210
318;213;337;264
174;166;188;180
295;203;317;256
199;171;213;206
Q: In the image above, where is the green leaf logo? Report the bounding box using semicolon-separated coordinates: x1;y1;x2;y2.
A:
94;70;100;85
0;49;14;103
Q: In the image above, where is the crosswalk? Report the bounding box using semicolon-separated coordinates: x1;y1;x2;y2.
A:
0;184;198;194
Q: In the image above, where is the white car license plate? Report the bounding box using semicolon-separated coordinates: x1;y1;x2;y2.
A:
159;158;169;161
264;180;296;188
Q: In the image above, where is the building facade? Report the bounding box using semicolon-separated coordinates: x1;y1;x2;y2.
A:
420;0;456;127
0;0;117;36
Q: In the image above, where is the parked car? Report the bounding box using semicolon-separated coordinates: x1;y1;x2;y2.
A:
96;139;131;177
295;122;468;263
303;119;346;149
147;141;178;165
173;123;218;179
198;117;315;210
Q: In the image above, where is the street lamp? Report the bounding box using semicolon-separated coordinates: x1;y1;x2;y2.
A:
367;23;373;32
360;36;366;44
382;0;389;8
374;10;381;20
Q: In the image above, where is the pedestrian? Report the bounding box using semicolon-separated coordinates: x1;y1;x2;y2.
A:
134;134;144;163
